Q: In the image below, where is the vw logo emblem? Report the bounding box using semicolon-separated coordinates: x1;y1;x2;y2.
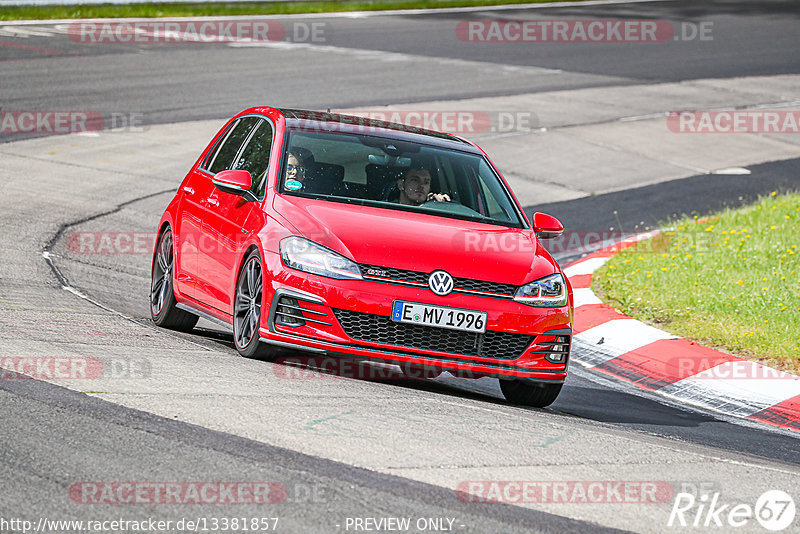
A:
428;270;454;296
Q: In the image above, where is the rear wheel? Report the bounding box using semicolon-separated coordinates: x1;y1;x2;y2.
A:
150;229;198;332
234;251;277;360
500;380;562;408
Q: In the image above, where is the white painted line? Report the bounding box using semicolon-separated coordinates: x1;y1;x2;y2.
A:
227;40;563;75
711;167;751;175
0;25;57;37
1;0;666;25
661;361;800;417
619;112;669;122
749;100;800;110
573;318;678;367
563;256;608;277
572;288;602;307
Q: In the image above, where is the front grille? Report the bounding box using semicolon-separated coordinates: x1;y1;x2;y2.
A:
359;264;516;296
333;309;533;360
454;278;517;295
360;264;428;285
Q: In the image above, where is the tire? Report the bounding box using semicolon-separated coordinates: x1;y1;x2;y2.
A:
233;250;277;360
500;380;562;408
150;229;198;332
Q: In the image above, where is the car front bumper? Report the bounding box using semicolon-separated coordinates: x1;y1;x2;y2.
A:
259;252;572;382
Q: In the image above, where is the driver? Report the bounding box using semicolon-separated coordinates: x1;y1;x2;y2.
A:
396;163;450;206
283;151;307;191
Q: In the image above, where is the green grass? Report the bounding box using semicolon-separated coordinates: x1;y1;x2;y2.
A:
594;191;800;372
1;0;581;21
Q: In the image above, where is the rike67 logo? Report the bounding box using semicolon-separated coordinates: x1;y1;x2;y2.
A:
668;490;795;531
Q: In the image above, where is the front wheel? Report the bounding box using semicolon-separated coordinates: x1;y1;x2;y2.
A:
500;380;562;408
233;250;277;360
150;229;198;332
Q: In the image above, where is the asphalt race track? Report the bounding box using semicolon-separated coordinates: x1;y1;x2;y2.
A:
1;1;799;533
2;0;800;131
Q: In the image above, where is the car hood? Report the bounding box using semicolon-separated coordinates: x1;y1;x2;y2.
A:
273;195;560;285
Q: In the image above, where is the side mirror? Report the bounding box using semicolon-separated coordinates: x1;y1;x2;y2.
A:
212;169;257;202
532;212;564;239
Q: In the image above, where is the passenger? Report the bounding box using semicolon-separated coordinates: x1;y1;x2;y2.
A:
396;163;450;206
284;151;307;191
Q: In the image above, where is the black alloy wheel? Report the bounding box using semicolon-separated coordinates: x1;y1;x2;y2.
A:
234;250;276;359
150;229;198;332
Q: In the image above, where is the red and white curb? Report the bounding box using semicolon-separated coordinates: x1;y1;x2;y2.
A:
565;231;800;433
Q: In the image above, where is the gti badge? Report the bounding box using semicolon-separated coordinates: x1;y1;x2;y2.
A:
428;270;454;296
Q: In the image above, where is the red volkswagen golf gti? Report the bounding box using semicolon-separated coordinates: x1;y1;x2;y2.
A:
150;107;573;407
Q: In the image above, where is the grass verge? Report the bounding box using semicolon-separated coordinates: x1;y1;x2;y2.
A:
593;191;800;373
1;0;580;21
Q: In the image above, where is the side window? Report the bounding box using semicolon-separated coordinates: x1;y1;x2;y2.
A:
233;120;274;198
201;121;233;170
207;116;261;174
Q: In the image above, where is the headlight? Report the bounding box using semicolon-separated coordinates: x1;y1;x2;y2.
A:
280;237;363;280
514;273;567;307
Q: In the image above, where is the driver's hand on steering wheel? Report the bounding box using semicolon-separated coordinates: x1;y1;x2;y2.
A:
426;192;451;202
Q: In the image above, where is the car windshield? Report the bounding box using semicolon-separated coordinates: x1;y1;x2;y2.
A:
279;129;523;227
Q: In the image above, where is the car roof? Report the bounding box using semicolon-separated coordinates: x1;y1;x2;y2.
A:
277;108;481;153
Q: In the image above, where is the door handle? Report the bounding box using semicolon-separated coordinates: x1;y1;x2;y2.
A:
206;198;219;207
182;186;195;195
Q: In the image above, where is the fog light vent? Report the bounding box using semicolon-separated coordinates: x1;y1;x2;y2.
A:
275;296;306;327
543;335;571;364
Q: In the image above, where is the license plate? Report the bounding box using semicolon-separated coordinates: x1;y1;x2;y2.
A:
391;300;487;333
